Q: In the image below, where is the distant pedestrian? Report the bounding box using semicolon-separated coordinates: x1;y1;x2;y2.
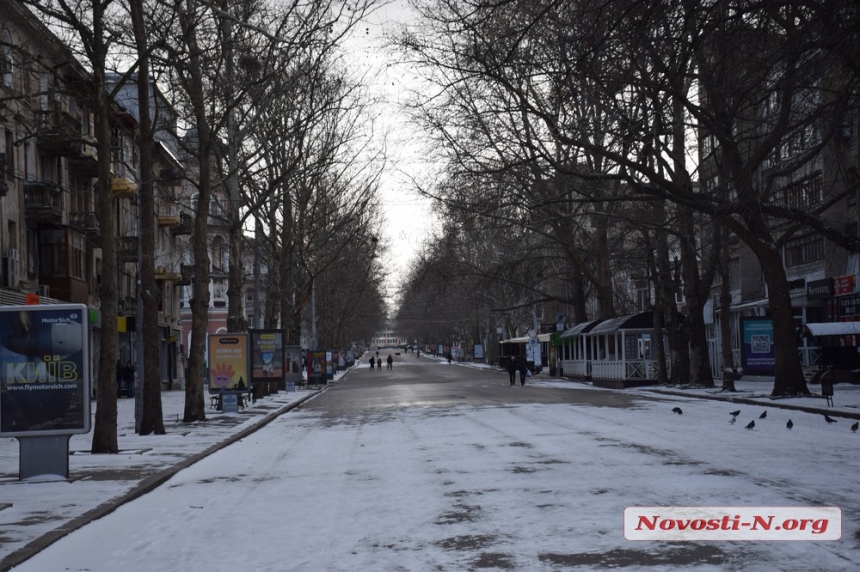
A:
116;359;123;398
386;354;393;370
123;360;135;397
369;356;376;370
518;355;528;386
507;356;517;386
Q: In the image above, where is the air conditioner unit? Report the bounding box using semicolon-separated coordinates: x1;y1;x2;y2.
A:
38;284;50;298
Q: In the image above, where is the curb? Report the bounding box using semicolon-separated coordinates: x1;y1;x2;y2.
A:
639;387;860;421
0;387;328;572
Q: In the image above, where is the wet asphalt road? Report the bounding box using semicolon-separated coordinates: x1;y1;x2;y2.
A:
304;353;647;417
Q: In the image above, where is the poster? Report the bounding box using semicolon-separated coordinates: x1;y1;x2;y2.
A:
249;330;284;383
284;345;303;383
740;317;775;375
207;333;249;393
0;304;90;436
307;350;327;384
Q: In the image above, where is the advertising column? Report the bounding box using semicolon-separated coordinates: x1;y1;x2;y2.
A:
0;304;91;479
207;334;249;413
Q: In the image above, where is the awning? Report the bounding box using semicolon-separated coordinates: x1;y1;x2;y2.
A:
589;311;655;335
803;322;860;337
500;336;530;344
560;319;604;339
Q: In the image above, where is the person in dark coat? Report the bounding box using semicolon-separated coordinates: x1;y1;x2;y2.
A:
517;355;529;386
386;354;393;370
116;359;124;397
123;360;135;397
369;356;375;370
507;356;518;386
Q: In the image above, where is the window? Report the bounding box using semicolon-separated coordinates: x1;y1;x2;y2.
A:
784;234;824;267
1;30;12;88
4;130;12;178
37;230;87;280
39;230;66;276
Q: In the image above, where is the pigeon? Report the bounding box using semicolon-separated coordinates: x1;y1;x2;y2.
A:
759;410;767;419
851;422;858;433
745;420;755;430
672;407;683;415
786;419;793;430
729;410;741;418
824;414;837;424
729;417;736;425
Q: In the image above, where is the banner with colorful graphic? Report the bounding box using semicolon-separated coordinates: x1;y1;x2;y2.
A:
249;330;284;383
207;334;249;393
307;350;327;384
0;304;91;436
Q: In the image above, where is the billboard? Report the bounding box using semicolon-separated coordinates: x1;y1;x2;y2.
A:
249;330;284;383
284;345;303;383
207;333;249;393
307;350;326;384
0;304;91;437
740;317;775;375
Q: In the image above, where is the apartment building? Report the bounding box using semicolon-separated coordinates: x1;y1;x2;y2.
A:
699;69;860;374
0;2;193;389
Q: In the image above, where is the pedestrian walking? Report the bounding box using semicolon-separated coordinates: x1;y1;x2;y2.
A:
507;356;517;386
369;356;375;370
386;354;393;370
518;355;529;386
123;360;136;398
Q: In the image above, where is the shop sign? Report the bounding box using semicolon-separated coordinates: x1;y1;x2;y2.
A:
834;275;856;296
806;278;831;299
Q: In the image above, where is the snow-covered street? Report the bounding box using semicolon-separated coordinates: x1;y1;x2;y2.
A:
3;363;859;571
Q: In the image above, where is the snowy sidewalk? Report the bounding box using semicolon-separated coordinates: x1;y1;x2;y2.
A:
0;383;328;570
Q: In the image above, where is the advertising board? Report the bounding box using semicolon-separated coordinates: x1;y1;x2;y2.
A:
0;304;91;437
207;333;250;393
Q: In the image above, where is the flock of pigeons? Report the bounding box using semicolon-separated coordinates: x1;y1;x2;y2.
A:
671;405;860;432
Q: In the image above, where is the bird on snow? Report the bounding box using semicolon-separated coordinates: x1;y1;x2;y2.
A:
786;419;793;430
672;407;683;415
851;422;859;433
729;417;736;425
824;414;837;424
759;410;767;419
745;420;755;430
729;410;741;418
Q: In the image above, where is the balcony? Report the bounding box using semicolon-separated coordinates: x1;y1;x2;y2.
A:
112;176;138;198
37;108;83;157
112;163;138;198
155;265;181;282
24;180;63;223
119;236;139;262
70;211;100;237
172;213;193;236
157;202;181;227
69;136;99;176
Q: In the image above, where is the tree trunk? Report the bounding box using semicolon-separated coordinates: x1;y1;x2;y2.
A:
759;245;810;396
181;2;210;422
130;0;165;436
718;226;737;391
91;36;119;453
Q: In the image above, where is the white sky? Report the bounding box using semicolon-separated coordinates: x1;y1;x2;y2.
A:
340;0;438;305
3;362;860;571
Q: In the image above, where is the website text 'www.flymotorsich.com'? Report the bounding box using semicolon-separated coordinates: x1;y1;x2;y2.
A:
624;507;841;541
